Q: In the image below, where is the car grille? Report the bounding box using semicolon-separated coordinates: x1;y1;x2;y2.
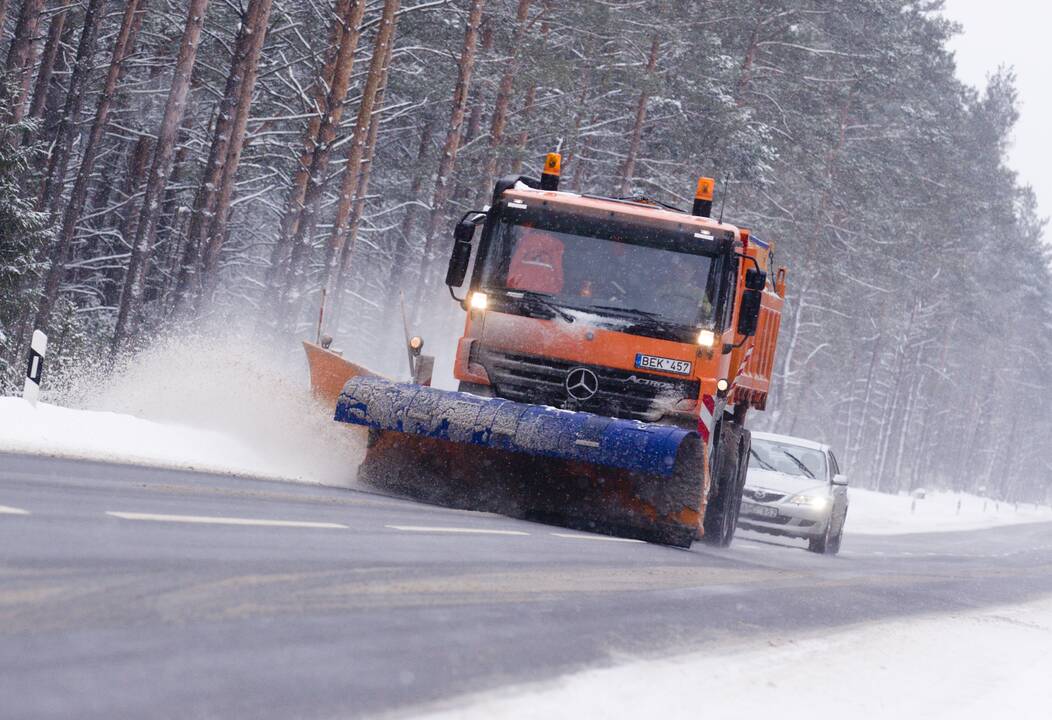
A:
481;349;699;423
743;488;787;503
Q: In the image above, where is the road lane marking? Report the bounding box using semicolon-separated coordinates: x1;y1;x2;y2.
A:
0;505;30;515
106;512;348;529
385;525;529;536
551;532;644;543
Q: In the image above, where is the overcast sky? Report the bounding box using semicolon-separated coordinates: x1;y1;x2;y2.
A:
942;1;1052;224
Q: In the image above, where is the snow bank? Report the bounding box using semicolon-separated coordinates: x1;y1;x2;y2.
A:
416;596;1052;720
846;486;1052;535
0;333;364;486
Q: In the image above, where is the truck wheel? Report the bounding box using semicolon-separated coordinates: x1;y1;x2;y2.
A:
703;423;747;547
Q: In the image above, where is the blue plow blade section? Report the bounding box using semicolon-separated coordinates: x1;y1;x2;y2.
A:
334;376;697;477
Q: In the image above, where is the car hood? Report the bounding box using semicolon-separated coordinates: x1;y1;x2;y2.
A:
745;469;828;498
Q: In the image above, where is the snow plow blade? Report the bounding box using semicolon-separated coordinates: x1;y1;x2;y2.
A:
335;375;705;547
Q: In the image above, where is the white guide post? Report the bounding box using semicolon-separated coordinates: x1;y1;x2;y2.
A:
22;330;47;407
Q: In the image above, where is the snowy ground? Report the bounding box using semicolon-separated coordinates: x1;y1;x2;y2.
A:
414;595;1052;720
846;486;1052;535
1;328;1049;531
0;334;364;487
2;390;1050;534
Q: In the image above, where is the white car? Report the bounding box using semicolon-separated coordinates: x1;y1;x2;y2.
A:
738;432;849;554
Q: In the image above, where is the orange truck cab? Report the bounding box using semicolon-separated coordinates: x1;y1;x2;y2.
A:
443;154;786;544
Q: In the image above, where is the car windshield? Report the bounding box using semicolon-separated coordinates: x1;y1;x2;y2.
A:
478;212;720;329
748;438;827;480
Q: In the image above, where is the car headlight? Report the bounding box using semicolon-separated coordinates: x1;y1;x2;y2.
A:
788;494;830;510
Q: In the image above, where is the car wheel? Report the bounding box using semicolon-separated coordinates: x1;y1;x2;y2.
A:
807;521;830;554
827;525;843;555
827;509;847;555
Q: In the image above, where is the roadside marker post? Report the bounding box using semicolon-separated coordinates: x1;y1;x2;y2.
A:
22;330;47;407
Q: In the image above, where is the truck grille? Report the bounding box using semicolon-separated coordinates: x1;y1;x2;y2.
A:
480;349;699;423
743;488;787;503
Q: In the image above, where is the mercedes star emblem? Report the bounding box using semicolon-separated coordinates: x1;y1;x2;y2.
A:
565;367;599;401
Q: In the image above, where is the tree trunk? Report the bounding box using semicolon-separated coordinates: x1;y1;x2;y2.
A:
196;0;275;306
450;13;492;206
412;0;485;312
476;0;530;195
617;34;659;195
384;115;434;321
3;0;45;123
316;0;400;302
507;83;535;175
275;0;367;315
39;0;107;215
26;8;65;122
329;24;396;330
264;0;364;310
0;1;10;43
112;0;211;349
848;334;882;469
33;0;146;333
174;0;274;313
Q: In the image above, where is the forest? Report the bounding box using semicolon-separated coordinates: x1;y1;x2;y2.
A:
0;0;1048;501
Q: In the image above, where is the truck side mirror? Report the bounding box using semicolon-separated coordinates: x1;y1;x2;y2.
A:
745;268;766;291
737;289;762;336
832;474;848;487
445;219;477;288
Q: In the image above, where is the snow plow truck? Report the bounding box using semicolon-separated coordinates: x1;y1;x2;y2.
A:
305;153;787;547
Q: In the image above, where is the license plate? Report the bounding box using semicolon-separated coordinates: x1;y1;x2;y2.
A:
741;502;779;519
634;353;692;376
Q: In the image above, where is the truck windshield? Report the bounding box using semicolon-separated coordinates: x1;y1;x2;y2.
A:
477;211;721;331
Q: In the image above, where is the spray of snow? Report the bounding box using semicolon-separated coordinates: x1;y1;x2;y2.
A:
1;330;364;486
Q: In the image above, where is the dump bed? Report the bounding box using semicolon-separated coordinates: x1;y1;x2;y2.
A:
727;236;785;411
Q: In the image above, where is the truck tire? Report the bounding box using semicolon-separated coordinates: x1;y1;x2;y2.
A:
703;421;748;547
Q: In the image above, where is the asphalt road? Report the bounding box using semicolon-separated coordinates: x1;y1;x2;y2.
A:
3;452;1052;720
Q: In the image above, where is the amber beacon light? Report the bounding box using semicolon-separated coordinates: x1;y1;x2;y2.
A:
541;152;562;191
692;177;714;217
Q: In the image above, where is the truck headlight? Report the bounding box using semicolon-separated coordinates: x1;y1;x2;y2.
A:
789;494;830;510
697;329;715;348
470;292;488;310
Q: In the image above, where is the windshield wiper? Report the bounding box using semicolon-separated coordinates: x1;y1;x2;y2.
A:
505;291;575;323
781;450;816;479
749;448;777;472
589;305;672;329
589;304;661;318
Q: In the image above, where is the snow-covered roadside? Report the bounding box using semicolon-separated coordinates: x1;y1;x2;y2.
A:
0;397;360;484
413;595;1052;720
0;334;364;486
846;486;1052;535
2;389;1050;532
